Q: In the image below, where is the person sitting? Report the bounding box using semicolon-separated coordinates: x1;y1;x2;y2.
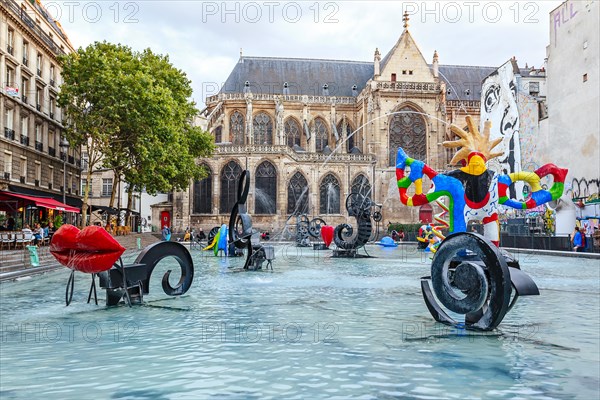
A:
183;228;191;242
196;229;207;243
32;223;44;246
261;231;270;241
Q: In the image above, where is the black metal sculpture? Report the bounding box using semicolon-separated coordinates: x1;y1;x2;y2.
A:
421;232;539;331
98;241;194;306
228;170;273;270
332;193;373;257
293;214;327;248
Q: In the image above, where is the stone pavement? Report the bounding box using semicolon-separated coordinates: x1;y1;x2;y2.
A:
0;233;161;282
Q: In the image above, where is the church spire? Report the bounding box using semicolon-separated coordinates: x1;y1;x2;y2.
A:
403;11;410;30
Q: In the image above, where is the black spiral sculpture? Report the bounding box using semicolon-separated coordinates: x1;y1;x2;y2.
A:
98;241;194;306
228;170;255;269
421;232;540;331
332;193;373;257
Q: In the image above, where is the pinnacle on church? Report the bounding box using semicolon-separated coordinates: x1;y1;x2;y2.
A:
403;11;410;30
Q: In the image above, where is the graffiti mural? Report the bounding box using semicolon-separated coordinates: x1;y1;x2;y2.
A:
480;60;523;200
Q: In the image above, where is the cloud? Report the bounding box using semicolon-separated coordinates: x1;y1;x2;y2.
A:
44;0;562;107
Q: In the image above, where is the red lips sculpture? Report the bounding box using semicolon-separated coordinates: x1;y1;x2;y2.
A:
321;225;334;247
50;224;126;274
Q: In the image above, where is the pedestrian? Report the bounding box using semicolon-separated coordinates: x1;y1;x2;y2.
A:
162;225;171;241
197;228;206;242
7;216;15;231
572;226;584;252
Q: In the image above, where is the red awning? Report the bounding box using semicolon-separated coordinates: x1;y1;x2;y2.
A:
0;191;80;213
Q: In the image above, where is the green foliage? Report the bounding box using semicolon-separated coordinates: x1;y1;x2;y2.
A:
58;41;215;222
387;223;423;234
54;214;64;229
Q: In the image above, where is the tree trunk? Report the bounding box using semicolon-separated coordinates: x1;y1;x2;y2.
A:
126;187;133;229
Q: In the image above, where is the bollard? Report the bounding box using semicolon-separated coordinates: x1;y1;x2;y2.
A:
137;237;141;250
26;245;40;267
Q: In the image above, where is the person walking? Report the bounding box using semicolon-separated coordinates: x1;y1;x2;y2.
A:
572;226;584;252
162;225;171;241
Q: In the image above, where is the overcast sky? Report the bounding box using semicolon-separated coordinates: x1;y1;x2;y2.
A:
43;0;564;107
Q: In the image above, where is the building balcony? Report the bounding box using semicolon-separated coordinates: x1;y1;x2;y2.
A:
48;182;53;190
50;79;55;87
36;103;41;111
19;176;25;183
23;57;28;66
37;69;42;77
22;95;28;103
206;92;357;106
20;135;29;146
34;179;40;187
374;81;441;94
68;155;75;164
60;152;66;161
7;45;14;55
48;146;56;157
3;172;10;180
4;128;15;140
215;144;376;164
49;112;54;119
35;141;43;151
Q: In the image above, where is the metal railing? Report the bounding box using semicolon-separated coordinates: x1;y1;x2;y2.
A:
0;0;66;56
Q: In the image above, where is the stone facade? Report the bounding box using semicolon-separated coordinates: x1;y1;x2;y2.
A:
171;26;494;233
1;0;79;216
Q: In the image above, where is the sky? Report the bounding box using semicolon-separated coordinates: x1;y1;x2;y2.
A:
42;0;564;107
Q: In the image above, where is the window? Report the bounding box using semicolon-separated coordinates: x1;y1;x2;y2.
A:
35;123;42;150
81;152;89;170
285;118;301;148
82;179;92;196
5;66;14;86
3;152;12;178
21;115;28;137
193;165;212;214
48;166;54;188
529;82;540;95
21;77;28;102
102;178;113;197
409;70;413;75
583;73;588;82
214;126;222;143
36;53;42;76
22;41;29;64
388;106;427;166
49;97;55;117
4;108;14;130
287;171;309;215
319;174;340;214
255;161;277;214
220;161;242;214
351;174;372;199
36;87;42;109
20;156;27;180
391;73;397;82
230;111;245;145
7;28;14;54
50;65;55;84
253;112;273;145
402;70;407;75
314;118;329;153
35;162;41;184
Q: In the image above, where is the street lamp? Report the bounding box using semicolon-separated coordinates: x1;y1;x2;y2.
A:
59;137;69;205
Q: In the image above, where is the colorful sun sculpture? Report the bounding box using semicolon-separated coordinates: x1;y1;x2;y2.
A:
396;116;568;246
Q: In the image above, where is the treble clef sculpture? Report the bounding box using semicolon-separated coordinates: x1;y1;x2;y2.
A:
332;192;373;257
228;170;255;269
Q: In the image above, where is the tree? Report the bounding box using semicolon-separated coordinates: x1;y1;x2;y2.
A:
58;42;214;226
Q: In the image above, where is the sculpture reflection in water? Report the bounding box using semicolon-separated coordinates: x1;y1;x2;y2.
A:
50;224;194;306
396;116;567;330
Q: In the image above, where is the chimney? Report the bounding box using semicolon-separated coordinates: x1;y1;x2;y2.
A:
374;48;381;77
432;50;439;78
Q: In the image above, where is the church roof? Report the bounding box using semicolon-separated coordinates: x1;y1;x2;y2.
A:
221;56;374;97
220;55;497;101
437;64;498;101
